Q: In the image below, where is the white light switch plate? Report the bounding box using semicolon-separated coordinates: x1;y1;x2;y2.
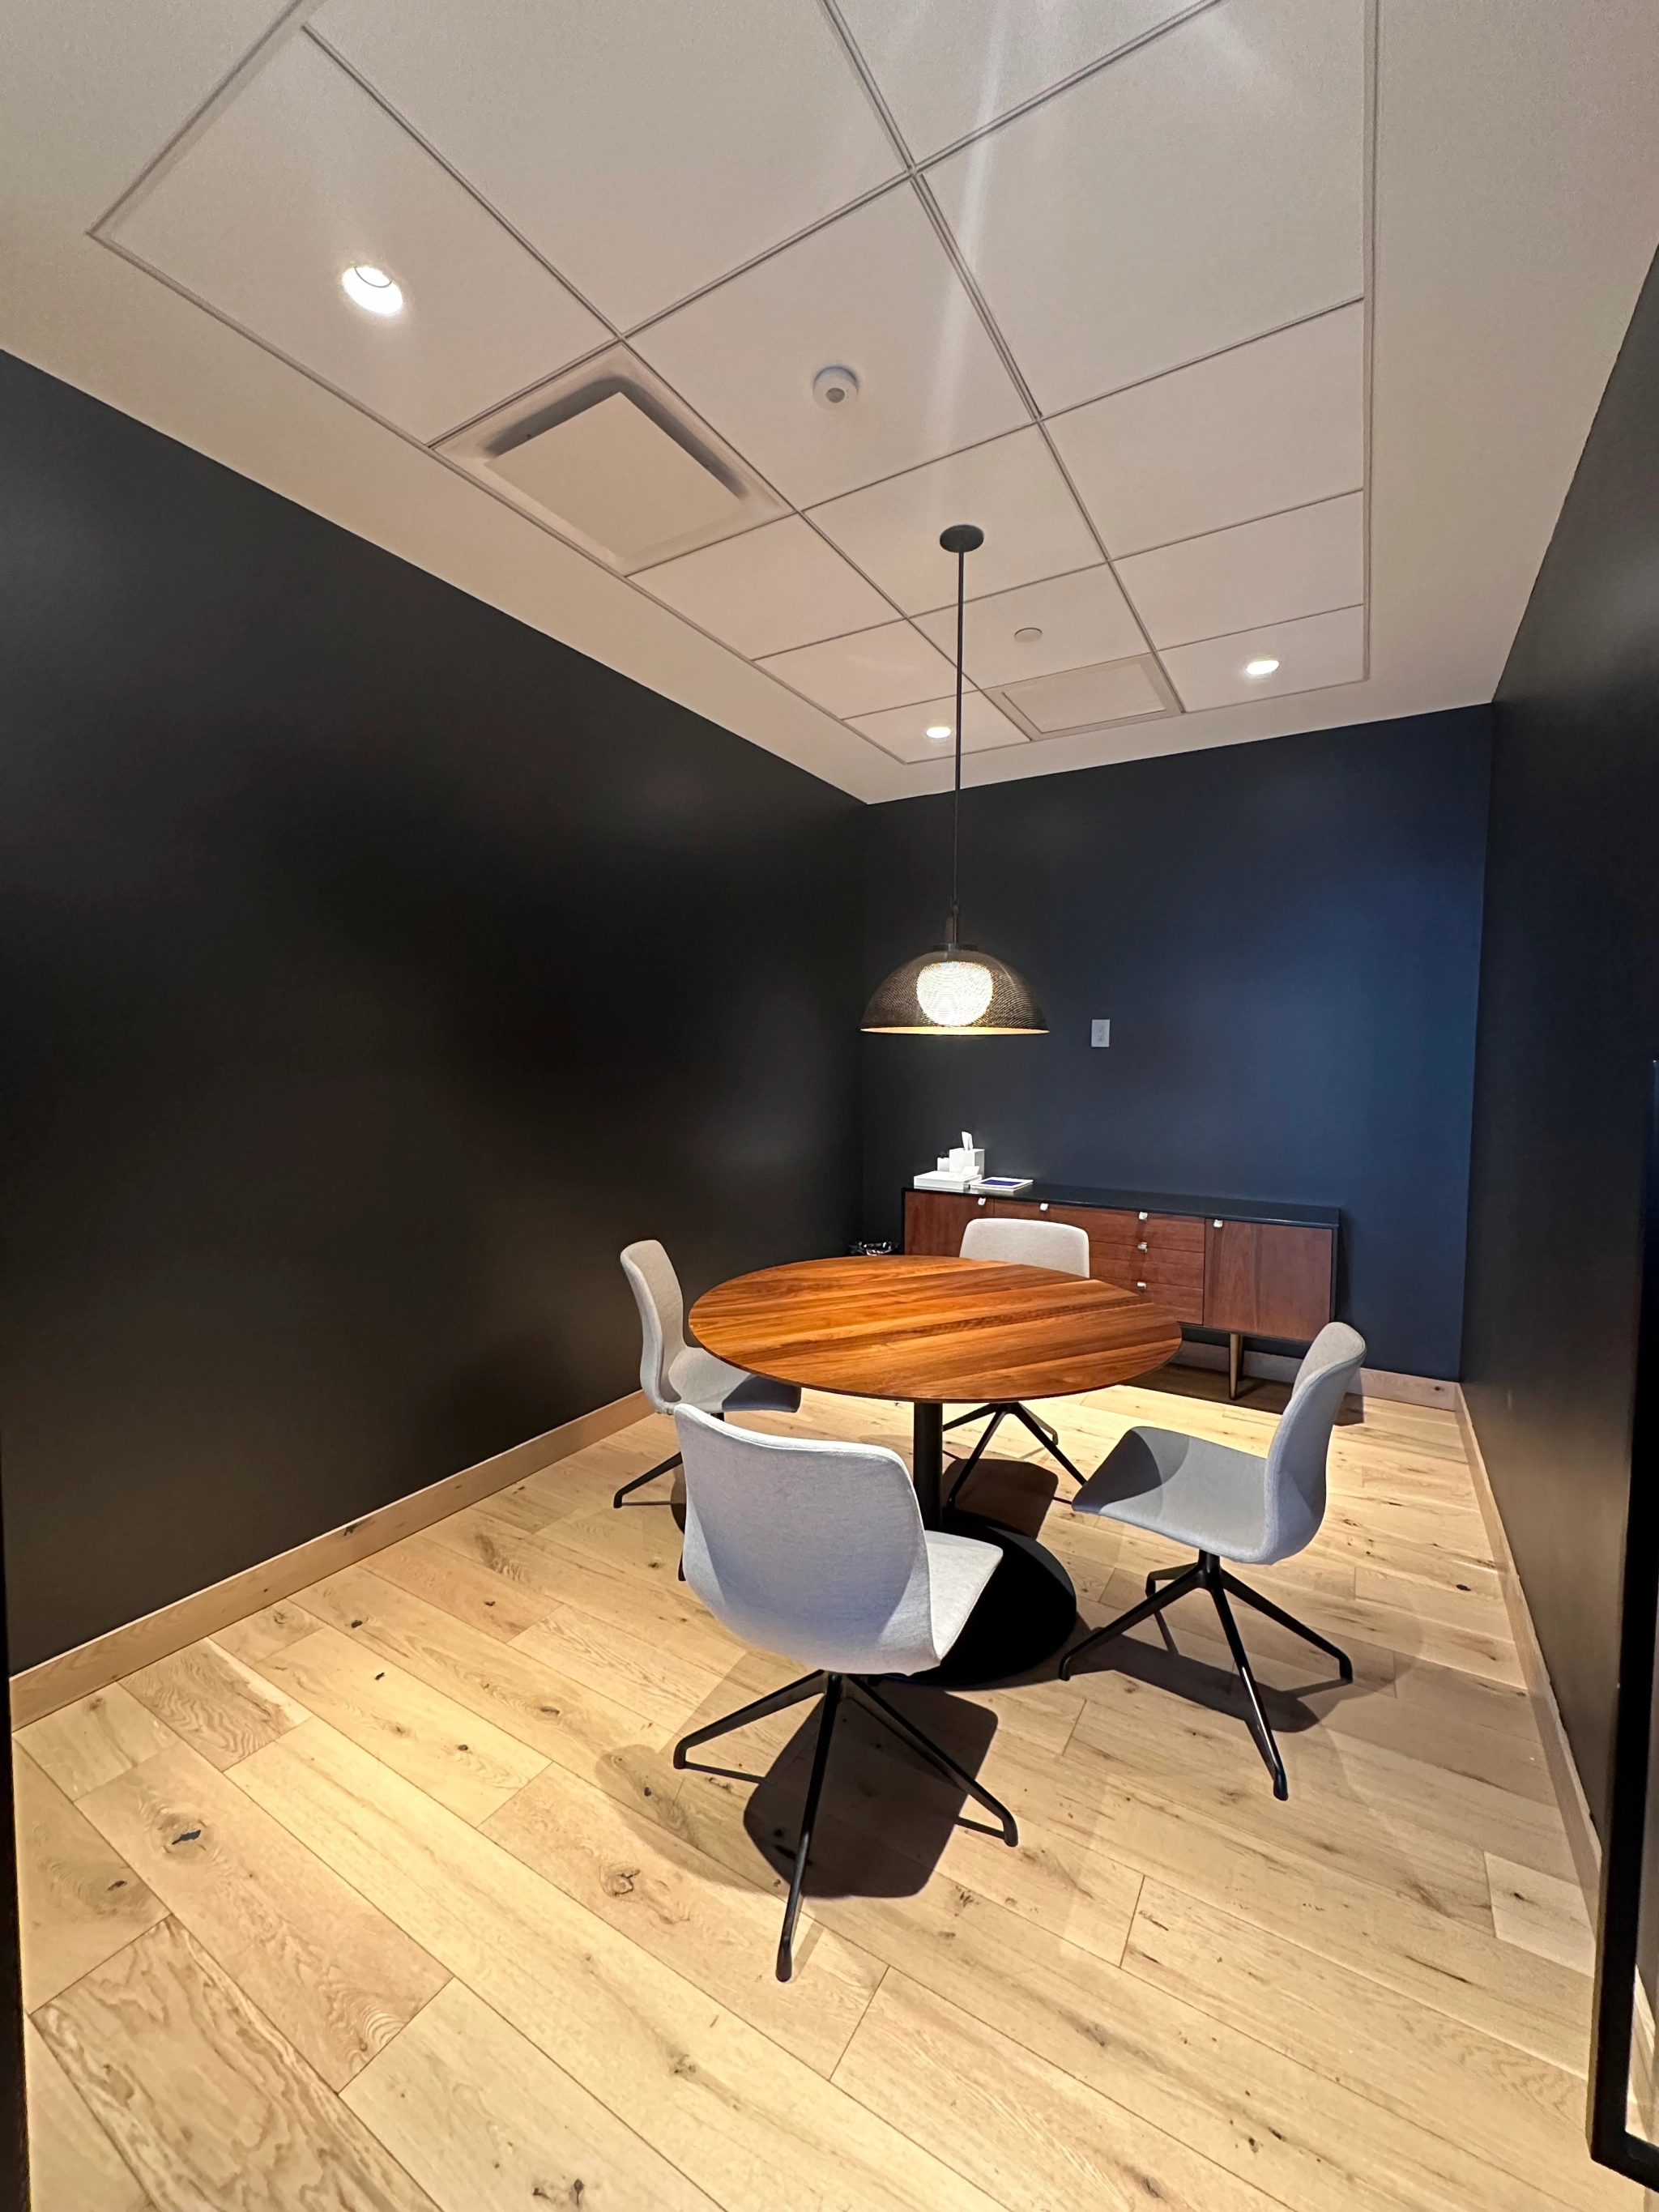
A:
1091;1019;1111;1047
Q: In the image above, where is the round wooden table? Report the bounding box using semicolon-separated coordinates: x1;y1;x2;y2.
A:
689;1255;1182;1686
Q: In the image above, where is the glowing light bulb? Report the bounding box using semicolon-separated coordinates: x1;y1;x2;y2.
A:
925;723;952;740
916;959;994;1026
1244;656;1279;679
342;265;403;316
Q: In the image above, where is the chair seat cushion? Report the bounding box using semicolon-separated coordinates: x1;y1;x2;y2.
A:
1071;1426;1277;1564
667;1346;801;1417
921;1530;1000;1660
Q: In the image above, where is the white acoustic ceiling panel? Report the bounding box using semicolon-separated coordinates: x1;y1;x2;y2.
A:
632;186;1028;506
807;428;1100;612
757;621;957;718
1117;492;1364;649
928;0;1366;413
992;654;1176;735
634;518;897;658
851;691;1026;764
313;0;900;330
107;32;607;443
487;394;740;569
913;565;1145;685
1162;606;1364;711
837;0;1198;159
1051;304;1365;556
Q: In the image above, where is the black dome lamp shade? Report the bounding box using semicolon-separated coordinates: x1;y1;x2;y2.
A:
860;524;1047;1035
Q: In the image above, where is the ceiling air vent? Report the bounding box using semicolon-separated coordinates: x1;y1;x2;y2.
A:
987;654;1179;740
440;345;784;571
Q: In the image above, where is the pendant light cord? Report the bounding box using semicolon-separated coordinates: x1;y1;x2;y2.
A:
949;540;965;952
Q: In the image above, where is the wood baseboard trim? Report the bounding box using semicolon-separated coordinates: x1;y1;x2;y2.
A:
8;1389;648;1728
1455;1384;1602;1912
1170;1341;1455;1406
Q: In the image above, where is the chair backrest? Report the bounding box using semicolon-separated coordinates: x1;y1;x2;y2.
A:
1260;1322;1367;1560
672;1403;942;1674
620;1240;690;1412
960;1215;1090;1277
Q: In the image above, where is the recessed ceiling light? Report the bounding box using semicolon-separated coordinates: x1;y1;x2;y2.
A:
812;364;859;409
1013;626;1043;643
1244;656;1280;678
342;264;403;316
925;723;953;740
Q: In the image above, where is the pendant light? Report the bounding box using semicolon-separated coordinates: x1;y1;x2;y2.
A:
861;523;1047;1034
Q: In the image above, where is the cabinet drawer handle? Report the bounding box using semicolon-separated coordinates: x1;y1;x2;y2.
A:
1138;1211;1149;1221
1038;1202;1049;1212
977;1196;987;1207
1213;1219;1223;1230
1137;1240;1148;1251
1136;1281;1148;1291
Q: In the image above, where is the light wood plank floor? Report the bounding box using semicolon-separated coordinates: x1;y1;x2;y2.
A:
15;1375;1638;2212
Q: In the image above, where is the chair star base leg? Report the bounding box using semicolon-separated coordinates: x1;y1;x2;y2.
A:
612;1451;682;1508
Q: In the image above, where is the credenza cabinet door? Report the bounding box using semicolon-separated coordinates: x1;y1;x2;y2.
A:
903;1190;978;1255
1203;1221;1334;1340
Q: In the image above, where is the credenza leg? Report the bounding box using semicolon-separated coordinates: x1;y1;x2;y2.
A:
1228;1332;1244;1400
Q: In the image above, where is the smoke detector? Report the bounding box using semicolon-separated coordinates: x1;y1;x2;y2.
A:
812;365;860;410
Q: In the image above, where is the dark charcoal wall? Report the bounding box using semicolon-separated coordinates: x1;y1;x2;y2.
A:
0;351;862;1673
862;711;1492;1377
1463;249;1659;1832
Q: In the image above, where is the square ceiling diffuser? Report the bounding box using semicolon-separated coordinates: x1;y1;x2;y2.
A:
989;653;1179;739
488;391;741;567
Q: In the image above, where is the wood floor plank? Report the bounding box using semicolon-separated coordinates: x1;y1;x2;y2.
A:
24;2015;151;2212
1487;1852;1597;1975
252;1624;549;1824
235;1718;1008;2212
511;1600;727;1733
123;1639;309;1769
34;1918;440;2212
298;1562;677;1781
834;1971;1286;2212
677;1767;1578;2212
14;1746;167;2010
342;1980;721;2212
79;1738;448;2089
1124;1880;1633;2212
483;1749;886;2077
211;1600;325;1669
364;1529;557;1642
18;1685;176;1801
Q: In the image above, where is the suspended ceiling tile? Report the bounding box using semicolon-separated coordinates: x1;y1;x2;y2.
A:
1116;492;1363;650
632;186;1027;508
757;620;956;718
913;564;1145;686
1051;304;1365;556
850;689;1026;764
994;653;1175;733
1162;604;1364;710
107;35;605;445
313;0;899;331
928;0;1365;415
808;427;1099;614
837;0;1199;160
634;517;897;658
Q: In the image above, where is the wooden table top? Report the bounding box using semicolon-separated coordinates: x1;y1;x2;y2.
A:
689;1255;1182;1404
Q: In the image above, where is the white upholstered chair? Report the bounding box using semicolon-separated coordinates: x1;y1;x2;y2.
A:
613;1240;801;1508
670;1403;1016;1980
945;1214;1093;1503
1060;1322;1367;1798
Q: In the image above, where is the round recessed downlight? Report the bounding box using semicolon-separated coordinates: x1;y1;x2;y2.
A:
812;364;859;409
1244;656;1280;679
925;723;953;740
342;264;403;316
1013;625;1043;643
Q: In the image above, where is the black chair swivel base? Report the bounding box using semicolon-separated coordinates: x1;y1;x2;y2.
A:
674;1670;1019;1981
612;1450;682;1508
1058;1550;1353;1801
943;1400;1087;1509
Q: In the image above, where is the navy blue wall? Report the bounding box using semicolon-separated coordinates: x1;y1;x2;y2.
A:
1463;247;1659;1832
862;710;1492;1378
0;350;863;1673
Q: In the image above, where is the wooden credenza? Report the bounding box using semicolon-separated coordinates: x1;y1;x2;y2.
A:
903;1183;1338;1396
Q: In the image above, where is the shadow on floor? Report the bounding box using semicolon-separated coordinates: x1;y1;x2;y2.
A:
738;1686;1004;1899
